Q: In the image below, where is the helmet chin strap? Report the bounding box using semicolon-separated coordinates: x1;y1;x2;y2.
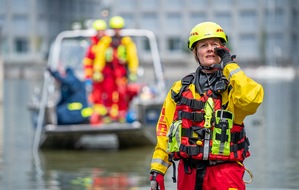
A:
198;62;218;70
200;65;215;70
198;59;223;71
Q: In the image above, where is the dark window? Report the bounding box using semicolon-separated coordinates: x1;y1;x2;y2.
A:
15;38;28;53
143;38;151;51
167;37;182;51
142;37;160;52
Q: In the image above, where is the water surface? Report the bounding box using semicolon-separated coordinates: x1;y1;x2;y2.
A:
1;78;299;190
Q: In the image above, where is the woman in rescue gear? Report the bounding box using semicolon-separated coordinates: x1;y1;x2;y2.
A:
149;21;264;190
82;19;109;124
94;16;139;122
48;67;92;125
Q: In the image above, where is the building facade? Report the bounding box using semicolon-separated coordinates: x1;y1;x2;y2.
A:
0;0;298;67
0;0;103;64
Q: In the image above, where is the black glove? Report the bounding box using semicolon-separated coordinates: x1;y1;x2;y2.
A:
214;46;234;69
47;67;54;76
47;67;61;80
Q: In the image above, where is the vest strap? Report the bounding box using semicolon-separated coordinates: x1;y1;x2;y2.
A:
178;127;248;159
180;144;203;156
181;111;204;122
230;138;247;152
171;73;195;103
180;96;204;110
181;127;206;139
231;130;245;143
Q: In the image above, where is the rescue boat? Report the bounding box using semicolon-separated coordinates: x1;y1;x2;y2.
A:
29;29;166;150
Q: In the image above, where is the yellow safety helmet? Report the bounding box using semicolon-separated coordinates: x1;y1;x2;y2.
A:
109;16;125;29
188;22;228;50
93;19;107;30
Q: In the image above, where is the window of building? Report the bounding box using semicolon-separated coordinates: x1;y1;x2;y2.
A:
265;8;285;29
13;15;30;36
263;0;286;8
213;0;233;7
238;34;258;57
265;33;284;63
239;10;257;31
238;0;258;7
0;16;5;34
89;2;103;18
292;34;299;63
34;36;44;54
12;0;29;13
0;37;8;55
165;0;183;9
140;0;158;9
187;0;206;9
74;1;81;15
48;1;60;15
0;0;6;12
166;13;182;32
190;12;207;27
49;19;59;37
37;0;47;14
141;12;158;31
214;12;231;31
15;38;28;53
167;37;183;52
116;0;135;9
37;16;47;36
292;9;299;27
121;13;134;28
274;9;284;27
142;37;151;51
141;36;160;53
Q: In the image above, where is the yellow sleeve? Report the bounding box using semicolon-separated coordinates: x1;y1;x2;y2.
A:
83;57;93;79
94;36;112;72
223;63;264;124
150;81;181;174
122;37;139;74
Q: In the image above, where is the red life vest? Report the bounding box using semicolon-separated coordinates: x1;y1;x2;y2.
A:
168;73;250;162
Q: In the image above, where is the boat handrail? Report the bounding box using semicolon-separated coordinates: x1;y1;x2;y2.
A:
49;29;166;93
32;71;51;160
32;28;166;152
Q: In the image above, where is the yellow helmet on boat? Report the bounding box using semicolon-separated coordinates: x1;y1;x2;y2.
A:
92;19;107;30
109;16;125;29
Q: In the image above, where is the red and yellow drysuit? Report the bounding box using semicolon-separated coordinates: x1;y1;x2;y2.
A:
83;36;101;80
150;63;264;190
83;35;109;121
93;35;138;121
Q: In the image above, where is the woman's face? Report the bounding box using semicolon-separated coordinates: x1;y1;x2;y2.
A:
195;38;222;67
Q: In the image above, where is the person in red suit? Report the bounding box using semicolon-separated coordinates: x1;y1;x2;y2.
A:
83;19;109;124
93;16;139;122
149;22;264;190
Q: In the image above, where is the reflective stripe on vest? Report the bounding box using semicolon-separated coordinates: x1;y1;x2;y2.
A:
67;102;92;118
105;44;127;62
68;102;82;110
81;107;93;117
117;45;127;62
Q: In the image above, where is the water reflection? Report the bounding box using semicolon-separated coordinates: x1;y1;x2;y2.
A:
38;147;153;190
1;78;299;190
